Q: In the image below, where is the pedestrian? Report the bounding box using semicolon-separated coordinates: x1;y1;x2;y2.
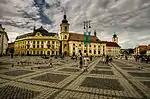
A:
102;55;106;64
106;55;109;64
109;57;113;63
49;58;53;67
79;54;83;69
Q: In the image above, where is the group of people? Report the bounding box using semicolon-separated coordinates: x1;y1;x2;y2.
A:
79;53;90;70
102;55;113;64
134;55;150;63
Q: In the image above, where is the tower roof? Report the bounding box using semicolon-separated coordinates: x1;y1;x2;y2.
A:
62;14;68;23
113;33;117;38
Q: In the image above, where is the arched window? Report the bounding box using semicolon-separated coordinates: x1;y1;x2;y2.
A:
47;51;50;55
65;35;67;39
64;26;67;31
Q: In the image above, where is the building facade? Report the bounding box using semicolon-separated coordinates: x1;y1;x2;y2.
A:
106;34;120;56
14;14;122;57
14;26;59;56
59;14;106;56
0;24;9;56
106;42;120;56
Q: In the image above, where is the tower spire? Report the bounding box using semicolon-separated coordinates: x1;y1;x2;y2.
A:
62;8;68;23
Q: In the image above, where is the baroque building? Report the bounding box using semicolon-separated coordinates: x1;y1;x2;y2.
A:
14;26;59;56
14;14;121;57
0;24;9;56
59;14;106;56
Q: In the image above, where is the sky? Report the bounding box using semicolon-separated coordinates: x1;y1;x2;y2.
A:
0;0;150;49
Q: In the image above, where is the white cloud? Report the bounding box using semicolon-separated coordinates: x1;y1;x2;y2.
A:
0;0;150;49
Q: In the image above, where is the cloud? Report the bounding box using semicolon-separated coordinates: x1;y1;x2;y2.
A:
0;0;150;48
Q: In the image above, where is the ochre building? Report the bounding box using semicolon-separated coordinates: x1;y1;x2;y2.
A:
14;27;59;56
14;14;121;56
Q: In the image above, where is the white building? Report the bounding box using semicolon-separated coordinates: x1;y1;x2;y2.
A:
106;33;121;56
0;24;9;56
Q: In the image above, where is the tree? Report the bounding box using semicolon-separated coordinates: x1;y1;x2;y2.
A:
140;50;146;55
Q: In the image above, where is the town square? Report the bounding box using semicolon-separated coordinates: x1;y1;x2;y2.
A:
0;0;150;99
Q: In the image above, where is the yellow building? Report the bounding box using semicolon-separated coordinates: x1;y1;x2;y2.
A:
14;14;108;56
14;26;59;56
59;14;106;56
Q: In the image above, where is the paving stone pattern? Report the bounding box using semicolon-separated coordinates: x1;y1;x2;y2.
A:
0;67;8;70
58;68;79;72
80;77;124;91
128;72;150;77
90;70;114;75
141;81;150;88
94;66;111;69
32;73;70;83
0;85;40;99
2;70;34;76
121;67;142;70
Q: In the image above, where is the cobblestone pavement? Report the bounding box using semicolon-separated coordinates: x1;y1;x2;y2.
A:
0;56;150;99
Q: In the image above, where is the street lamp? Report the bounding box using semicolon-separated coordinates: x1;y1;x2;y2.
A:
84;20;91;56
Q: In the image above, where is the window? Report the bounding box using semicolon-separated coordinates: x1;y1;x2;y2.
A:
41;51;43;54
73;52;75;56
79;44;81;46
65;35;67;39
33;45;35;48
37;41;39;44
94;50;96;54
47;51;50;55
94;45;96;47
33;51;35;54
37;45;39;48
79;50;81;53
33;41;35;44
84;50;87;53
89;50;92;53
52;41;54;44
37;51;39;54
73;44;75;46
98;51;100;54
89;45;91;47
73;48;75;50
41;41;43;44
65;26;67;31
52;51;54;55
41;45;43;48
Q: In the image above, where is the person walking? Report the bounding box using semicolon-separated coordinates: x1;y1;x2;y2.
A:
49;58;53;67
106;55;109;64
79;53;83;69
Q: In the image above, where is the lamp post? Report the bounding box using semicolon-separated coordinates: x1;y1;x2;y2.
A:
84;20;91;56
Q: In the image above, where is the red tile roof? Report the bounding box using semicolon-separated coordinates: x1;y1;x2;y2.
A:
138;45;147;50
106;42;120;47
69;33;101;43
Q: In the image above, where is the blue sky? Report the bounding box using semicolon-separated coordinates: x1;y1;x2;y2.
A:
0;0;150;48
